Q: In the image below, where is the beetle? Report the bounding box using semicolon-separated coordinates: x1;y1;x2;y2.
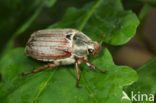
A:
23;28;106;88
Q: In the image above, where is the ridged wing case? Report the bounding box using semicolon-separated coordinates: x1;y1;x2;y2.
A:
25;29;77;62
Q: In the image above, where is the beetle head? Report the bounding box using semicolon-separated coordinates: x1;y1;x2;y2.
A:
87;41;100;57
93;41;100;57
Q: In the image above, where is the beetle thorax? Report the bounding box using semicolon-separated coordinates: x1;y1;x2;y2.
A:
72;32;94;58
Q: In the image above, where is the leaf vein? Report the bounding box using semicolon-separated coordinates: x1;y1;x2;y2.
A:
81;73;98;103
32;69;57;103
78;0;103;31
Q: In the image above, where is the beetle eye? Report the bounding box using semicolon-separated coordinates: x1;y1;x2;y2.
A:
88;49;94;53
66;34;72;40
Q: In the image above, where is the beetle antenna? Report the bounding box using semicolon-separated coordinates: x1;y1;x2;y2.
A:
96;34;106;48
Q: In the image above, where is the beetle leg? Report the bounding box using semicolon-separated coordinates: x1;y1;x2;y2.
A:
82;59;106;73
22;63;56;75
75;59;81;88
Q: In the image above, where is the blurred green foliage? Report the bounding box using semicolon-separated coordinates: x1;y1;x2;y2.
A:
0;0;155;103
0;0;47;51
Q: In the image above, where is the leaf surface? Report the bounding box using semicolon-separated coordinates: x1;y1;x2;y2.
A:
0;48;137;103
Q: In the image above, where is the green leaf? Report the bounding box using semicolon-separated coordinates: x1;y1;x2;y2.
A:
124;58;156;103
48;0;139;45
0;48;137;103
